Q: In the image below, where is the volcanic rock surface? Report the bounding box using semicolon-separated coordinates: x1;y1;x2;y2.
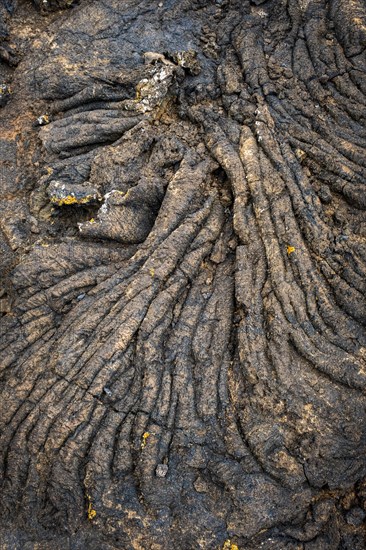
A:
0;0;366;548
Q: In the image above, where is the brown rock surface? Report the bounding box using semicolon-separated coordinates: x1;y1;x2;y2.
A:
0;1;366;548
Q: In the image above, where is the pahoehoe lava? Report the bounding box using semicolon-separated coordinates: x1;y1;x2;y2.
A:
0;0;366;548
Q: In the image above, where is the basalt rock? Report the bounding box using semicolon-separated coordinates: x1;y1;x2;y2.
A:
0;1;366;549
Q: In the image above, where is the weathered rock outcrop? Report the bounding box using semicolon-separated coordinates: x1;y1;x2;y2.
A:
0;0;366;548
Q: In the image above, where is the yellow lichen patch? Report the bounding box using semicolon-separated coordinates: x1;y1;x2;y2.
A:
89;218;96;224
51;194;98;206
51;194;78;206
88;503;97;520
86;494;97;520
141;432;150;449
223;540;239;550
287;245;296;255
295;148;306;163
81;195;99;204
149;268;155;277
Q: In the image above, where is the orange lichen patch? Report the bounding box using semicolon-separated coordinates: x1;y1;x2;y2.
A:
287;245;296;255
141;432;150;449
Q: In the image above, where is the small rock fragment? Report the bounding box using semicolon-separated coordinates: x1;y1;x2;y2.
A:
48;181;101;206
36;114;50;126
143;51;174;66
171;50;201;75
346;507;366;526
318;184;332;204
0;297;11;313
155;464;168;478
0;84;11;107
